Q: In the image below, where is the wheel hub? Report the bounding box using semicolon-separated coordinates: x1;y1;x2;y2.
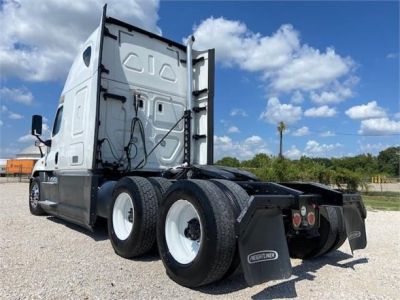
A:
184;218;201;241
128;208;133;223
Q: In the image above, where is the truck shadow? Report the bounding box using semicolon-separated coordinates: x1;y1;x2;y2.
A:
47;216;109;242
45;215;368;296
46;216;160;261
197;251;368;298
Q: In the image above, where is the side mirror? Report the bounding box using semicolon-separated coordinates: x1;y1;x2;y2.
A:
31;115;43;136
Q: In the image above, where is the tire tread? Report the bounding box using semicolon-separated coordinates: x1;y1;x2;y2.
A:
209;179;249;278
327;207;347;253
148;177;172;205
108;176;158;258
193;180;236;286
313;206;339;257
128;176;158;256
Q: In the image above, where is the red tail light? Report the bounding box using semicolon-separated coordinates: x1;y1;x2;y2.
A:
307;211;316;226
292;212;301;228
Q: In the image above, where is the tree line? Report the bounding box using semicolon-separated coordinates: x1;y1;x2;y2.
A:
215;146;400;191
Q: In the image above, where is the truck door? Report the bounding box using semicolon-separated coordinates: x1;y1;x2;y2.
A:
46;105;64;171
39;105;64;216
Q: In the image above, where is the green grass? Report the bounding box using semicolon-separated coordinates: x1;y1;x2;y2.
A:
361;192;400;211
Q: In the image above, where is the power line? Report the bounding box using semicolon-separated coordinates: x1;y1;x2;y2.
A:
289;125;400;137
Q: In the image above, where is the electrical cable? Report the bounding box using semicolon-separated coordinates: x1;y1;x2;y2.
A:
102;138;124;162
103;91;187;172
97;137;124;168
124;92;148;171
133;112;186;169
289;125;400;137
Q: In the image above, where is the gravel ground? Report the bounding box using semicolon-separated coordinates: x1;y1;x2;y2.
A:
1;182;399;299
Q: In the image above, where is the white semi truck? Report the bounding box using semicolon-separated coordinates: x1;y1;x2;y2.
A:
29;5;367;288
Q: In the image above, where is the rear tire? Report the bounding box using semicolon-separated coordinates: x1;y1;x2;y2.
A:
157;179;236;288
108;176;158;258
210;179;249;278
288;206;339;259
29;177;46;216
147;177;172;205
147;177;172;252
327;207;347;252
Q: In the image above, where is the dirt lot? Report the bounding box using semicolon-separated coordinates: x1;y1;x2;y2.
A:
1;182;399;299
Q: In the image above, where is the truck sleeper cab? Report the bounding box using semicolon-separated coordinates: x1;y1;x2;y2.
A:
29;5;367;288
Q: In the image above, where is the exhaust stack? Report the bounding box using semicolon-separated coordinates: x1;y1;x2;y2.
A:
186;35;195;110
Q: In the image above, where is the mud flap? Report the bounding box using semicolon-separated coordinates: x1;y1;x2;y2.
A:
237;208;292;286
343;204;367;253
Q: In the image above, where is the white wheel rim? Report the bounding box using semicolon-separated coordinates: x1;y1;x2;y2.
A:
112;192;134;240
165;200;202;264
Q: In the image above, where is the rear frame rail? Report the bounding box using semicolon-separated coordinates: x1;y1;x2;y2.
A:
232;180;367;286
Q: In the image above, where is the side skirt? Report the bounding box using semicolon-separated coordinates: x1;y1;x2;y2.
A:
39;171;99;230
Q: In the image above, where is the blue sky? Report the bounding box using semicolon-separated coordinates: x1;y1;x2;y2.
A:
0;0;399;160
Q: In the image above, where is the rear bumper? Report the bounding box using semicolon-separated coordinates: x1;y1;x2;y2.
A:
236;182;367;286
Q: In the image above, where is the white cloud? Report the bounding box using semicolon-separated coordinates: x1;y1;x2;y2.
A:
42;123;50;133
358;142;393;154
191;17;355;97
244;135;263;144
304;140;342;157
358;118;400;135
214;135;270;160
227;126;240;133
230;108;248;117
309;77;357;105
284;145;302;159
0;87;34;105
191;19;299;71
345;101;387;120
220;119;229;127
8;112;24;120
291;91;304;104
17;134;36;143
304;105;336;118
320;131;335;137
260;97;302;125
0;120;3;127
18;121;51;143
292;126;310;136
0;0;160;81
386;53;398;59
0;104;24;120
394;112;400;119
272;46;353;93
214;135;232;145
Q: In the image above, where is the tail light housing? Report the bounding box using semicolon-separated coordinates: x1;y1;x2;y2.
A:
292;212;301;228
307;211;316;226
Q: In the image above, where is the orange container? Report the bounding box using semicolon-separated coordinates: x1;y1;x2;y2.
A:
6;159;36;175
